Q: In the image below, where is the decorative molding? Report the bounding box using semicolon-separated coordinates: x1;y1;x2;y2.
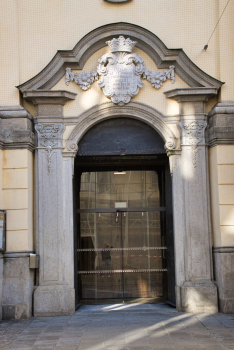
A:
164;87;218;102
65;36;175;105
66;101;177;154
208;101;234;117
3;251;34;258
166;149;182;175
0;105;35;151
17;23;223;92
208;101;234;147
23;90;77;106
179;121;207;167
35;124;64;172
0;105;32;120
213;247;234;254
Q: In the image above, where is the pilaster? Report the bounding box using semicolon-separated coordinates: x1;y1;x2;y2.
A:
165;88;218;313
24;90;76;316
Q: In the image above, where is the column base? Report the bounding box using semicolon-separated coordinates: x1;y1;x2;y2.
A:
213;247;234;313
177;281;218;313
2;253;34;320
34;285;75;317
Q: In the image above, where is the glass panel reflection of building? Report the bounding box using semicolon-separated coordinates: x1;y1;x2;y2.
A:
80;170;160;209
78;171;166;300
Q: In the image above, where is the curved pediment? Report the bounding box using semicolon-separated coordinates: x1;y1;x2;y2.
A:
17;23;223;93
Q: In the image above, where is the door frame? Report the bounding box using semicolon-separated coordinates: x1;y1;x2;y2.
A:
74;163;174;303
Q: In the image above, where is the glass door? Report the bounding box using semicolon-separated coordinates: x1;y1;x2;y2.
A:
78;212;124;299
77;170;167;301
122;211;166;298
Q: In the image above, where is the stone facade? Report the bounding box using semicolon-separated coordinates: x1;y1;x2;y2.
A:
0;0;234;318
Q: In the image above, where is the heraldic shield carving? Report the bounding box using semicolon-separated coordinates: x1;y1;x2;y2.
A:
66;36;175;105
97;37;144;105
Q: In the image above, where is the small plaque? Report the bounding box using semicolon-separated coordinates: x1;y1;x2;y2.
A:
115;202;127;208
0;210;6;252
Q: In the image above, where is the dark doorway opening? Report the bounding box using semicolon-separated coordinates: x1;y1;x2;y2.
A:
73;118;175;306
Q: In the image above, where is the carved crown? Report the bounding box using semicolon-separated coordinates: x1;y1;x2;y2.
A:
106;36;137;53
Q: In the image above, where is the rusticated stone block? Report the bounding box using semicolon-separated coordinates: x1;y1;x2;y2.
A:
179;281;218;313
213;248;234;313
34;286;75;317
2;255;34;319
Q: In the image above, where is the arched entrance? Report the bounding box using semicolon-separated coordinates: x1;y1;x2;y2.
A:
74;118;175;305
20;22;222;316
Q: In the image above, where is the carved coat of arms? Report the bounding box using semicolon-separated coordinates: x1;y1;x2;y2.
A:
66;36;175;105
97;37;144;105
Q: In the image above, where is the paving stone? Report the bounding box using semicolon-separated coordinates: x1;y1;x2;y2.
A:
2;304;234;350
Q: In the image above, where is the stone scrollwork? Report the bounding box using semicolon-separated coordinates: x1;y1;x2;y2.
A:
179;121;207;167
65;36;175;105
67;140;78;153
165;136;177;151
35;124;64;173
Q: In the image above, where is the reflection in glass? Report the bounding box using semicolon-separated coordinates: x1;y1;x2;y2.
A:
78;170;166;300
80;170;160;209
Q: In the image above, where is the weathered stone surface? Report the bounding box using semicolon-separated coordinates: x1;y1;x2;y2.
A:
31;92;76;317
0;106;34;151
2;255;34;319
213;248;234;313
34;286;75;317
166;90;218;313
208;102;234;146
1;304;234;350
0;253;3;320
180;281;218;313
23;90;76;118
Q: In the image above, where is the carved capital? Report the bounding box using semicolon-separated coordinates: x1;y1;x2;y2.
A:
179;121;207;167
35;124;64;172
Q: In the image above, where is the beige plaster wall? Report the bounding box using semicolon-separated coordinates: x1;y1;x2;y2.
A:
2;150;33;251
209;145;234;247
0;0;232;106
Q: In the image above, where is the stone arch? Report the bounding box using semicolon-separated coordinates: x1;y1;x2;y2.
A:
17;22;223;92
66;101;177;155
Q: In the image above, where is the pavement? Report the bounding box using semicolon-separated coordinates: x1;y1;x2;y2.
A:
1;303;234;350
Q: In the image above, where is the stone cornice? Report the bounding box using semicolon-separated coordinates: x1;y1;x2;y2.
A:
208;101;234;117
213;247;234;254
164;87;218;102
23;90;77;105
0;105;35;151
17;23;224;92
208;101;234;147
0;105;32;120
